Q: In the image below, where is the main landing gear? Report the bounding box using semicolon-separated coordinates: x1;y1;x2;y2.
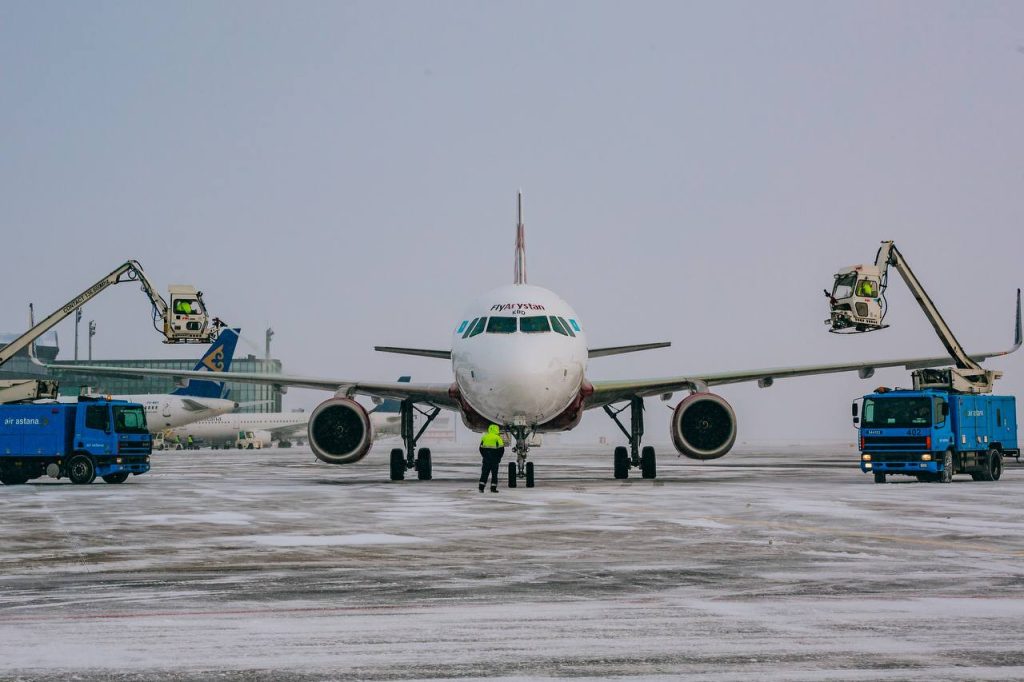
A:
506;424;536;489
389;400;441;482
604;397;656;480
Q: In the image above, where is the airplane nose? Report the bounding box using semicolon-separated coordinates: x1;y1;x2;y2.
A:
479;349;579;423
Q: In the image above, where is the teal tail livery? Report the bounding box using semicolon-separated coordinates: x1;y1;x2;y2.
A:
171;328;240;399
370;376;411;414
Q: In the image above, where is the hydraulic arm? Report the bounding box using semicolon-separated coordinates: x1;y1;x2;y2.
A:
826;241;1001;393
1;260;221;403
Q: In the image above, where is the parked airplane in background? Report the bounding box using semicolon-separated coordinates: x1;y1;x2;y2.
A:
168;377;411;448
60;196;1021;486
58;329;242;433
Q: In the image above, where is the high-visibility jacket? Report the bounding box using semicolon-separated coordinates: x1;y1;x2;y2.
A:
480;424;504;449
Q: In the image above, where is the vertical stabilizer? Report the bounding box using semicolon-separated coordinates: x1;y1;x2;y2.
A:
514;191;527;285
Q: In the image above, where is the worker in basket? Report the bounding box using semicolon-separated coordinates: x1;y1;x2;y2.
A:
856;280;877;298
175;299;195;315
479;424;505;494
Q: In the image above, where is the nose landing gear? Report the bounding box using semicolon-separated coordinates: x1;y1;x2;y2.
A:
604;397;656;480
507;425;536;488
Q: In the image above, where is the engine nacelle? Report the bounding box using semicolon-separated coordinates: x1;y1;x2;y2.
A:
308;397;373;465
671;392;737;460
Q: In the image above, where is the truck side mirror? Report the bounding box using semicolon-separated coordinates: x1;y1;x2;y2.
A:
851;403;859;417
853;416;860;425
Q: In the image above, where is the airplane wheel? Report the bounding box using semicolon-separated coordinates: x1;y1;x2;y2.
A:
389;448;405;481
508;461;517;488
873;472;886;484
417;448;432;480
640;446;657;479
68;454;97;485
613;446;629;479
102;472;130;484
525;461;535;488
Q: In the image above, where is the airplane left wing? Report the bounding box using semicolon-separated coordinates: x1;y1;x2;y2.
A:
587;291;1022;409
48;364;460;409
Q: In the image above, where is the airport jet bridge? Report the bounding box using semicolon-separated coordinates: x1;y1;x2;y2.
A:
826;240;1005;394
0;260;221;404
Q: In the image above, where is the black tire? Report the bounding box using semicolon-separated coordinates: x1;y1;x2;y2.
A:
508;461;517;488
873;471;886;484
971;472;985;481
416;448;432;480
981;449;1002;482
938;450;954;484
247;444;254;450
68;454;96;485
102;472;130;484
279;441;292;449
525;461;535;488
614;446;629;479
640;446;657;479
389;448;405;481
0;472;29;485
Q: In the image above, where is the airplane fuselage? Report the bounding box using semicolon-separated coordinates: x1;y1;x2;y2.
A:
452;283;587;429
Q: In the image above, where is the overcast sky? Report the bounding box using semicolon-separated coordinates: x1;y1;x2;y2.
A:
2;1;1022;443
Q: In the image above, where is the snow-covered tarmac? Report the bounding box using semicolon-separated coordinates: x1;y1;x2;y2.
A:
2;442;1024;680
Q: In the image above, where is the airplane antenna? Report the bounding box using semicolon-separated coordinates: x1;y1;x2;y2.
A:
514;191;527;285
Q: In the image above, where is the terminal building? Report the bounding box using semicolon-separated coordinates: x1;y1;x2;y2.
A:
2;332;283;413
51;355;284;413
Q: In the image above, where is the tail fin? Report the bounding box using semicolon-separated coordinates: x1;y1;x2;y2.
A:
370;376;411;413
171;328;240;398
514;191;527;285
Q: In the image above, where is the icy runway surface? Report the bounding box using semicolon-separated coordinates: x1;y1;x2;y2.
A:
3;443;1024;680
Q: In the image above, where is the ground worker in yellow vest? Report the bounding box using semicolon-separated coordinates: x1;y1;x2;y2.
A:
479;424;505;493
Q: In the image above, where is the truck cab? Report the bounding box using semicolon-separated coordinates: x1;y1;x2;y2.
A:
856;388;1018;484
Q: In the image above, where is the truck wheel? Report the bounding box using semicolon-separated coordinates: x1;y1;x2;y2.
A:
980;449;1002;482
873;472;886;484
0;473;29;485
102;472;130;484
938;450;954;484
67;455;96;485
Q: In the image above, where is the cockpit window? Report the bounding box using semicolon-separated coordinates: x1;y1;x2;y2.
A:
456;320;469;334
558;316;576;337
520;316;551;333
550;316;568;336
468;317;486;338
486;317;517;334
461;318;479;339
568;319;581;332
855;279;878;298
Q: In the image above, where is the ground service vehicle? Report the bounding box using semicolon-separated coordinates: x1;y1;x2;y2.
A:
235;431;265;450
856;388;1018;483
0;397;152;485
0;260;221;404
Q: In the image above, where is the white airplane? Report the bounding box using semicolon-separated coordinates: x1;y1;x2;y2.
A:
59;197;1022;486
168;377;411;448
58;329;242;433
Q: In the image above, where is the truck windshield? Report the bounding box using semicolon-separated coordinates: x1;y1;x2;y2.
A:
832;272;857;299
113;406;149;434
862;397;933;428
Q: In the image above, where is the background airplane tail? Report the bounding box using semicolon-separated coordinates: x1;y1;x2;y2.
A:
171;328;240;399
370;376;411;413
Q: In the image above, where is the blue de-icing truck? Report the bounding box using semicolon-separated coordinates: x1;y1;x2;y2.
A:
0;397;152;485
855;387;1018;483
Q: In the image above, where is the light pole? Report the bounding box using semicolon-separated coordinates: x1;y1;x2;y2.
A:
74;308;82;360
88;320;96;361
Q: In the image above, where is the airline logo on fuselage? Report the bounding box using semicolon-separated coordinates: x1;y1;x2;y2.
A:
490;303;547;316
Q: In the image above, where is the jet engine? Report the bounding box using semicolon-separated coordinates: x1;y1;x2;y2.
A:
671;392;737;460
308;397;373;465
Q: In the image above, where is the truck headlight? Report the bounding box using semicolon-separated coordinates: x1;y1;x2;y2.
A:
116;457;123;464
921;454;932;462
864;462;872;469
861;454;871;461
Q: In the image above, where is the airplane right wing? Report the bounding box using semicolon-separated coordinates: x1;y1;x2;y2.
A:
49;363;460;410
